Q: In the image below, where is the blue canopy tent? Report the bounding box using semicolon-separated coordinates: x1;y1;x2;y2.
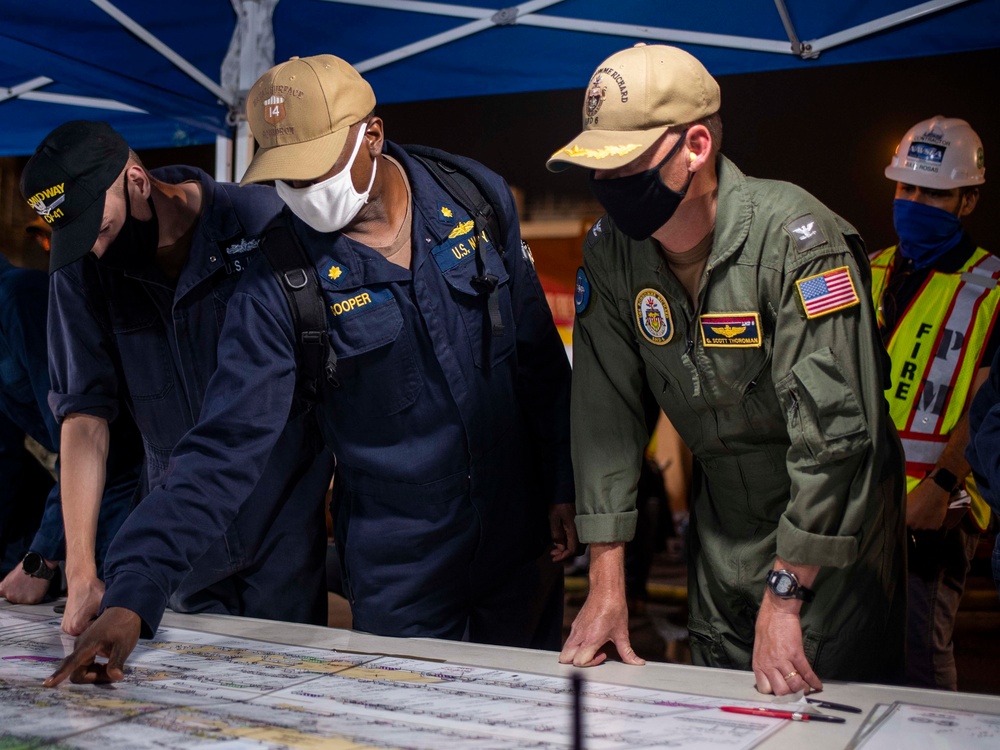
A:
2;0;999;174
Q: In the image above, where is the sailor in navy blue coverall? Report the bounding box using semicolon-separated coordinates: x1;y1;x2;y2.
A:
45;60;574;686
0;255;140;600
20;121;334;643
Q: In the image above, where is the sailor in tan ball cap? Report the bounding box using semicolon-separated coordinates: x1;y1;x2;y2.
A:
552;44;907;696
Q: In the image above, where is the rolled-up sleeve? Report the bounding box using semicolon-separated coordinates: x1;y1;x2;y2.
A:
570;237;647;544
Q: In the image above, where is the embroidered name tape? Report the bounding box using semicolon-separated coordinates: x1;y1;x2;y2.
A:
699;313;762;347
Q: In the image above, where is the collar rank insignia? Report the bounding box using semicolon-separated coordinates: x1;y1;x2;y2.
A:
796;265;859;319
327;263;345;282
635;289;673;345
699;312;762;348
784;213;827;252
439;204;454;222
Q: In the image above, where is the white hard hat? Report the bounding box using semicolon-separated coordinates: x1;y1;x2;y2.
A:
885;116;985;189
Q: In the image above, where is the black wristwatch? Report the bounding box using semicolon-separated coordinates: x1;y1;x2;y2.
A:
766;569;815;602
21;552;57;581
930;467;959;493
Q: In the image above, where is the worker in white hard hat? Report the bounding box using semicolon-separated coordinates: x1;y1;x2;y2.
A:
871;115;997;690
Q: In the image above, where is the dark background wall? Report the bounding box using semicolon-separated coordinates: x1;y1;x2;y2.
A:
376;46;998;255
4;47;997;270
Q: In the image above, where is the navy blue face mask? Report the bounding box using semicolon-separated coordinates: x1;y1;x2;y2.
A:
589;129;693;241
95;174;159;272
893;198;963;270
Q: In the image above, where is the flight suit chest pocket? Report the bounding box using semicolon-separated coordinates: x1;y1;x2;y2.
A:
436;243;516;369
326;289;423;416
110;310;174;402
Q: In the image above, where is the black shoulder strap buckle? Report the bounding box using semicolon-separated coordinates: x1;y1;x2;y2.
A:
403;144;507;337
260;218;338;405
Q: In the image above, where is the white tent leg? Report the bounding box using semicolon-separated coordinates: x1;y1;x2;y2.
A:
222;0;279;182
215;136;234;184
234;121;256;184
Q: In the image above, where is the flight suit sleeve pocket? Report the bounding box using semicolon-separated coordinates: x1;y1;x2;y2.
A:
779;347;870;463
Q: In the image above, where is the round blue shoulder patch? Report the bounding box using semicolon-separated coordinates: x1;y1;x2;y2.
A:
574;267;591;315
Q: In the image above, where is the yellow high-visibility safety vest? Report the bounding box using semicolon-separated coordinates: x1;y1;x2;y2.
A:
872;245;1000;531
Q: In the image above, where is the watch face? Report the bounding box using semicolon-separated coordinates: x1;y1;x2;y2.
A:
774;575;793;595
22;552;43;575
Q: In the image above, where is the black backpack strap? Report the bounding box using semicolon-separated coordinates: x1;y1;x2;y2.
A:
403;144;506;337
259;219;338;404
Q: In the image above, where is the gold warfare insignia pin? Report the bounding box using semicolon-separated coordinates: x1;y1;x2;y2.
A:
448;220;475;239
699;313;763;348
635;289;673;345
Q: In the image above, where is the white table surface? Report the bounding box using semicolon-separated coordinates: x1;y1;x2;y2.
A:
4;600;999;749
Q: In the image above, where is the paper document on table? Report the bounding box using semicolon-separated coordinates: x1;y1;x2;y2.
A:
850;701;1000;749
0;609;785;749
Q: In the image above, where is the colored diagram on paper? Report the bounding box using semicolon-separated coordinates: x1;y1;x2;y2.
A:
0;610;782;749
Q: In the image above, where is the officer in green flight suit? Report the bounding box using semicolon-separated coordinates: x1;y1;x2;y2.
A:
547;43;907;694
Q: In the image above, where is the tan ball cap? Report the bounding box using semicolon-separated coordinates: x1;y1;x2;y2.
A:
546;44;720;173
241;54;376;185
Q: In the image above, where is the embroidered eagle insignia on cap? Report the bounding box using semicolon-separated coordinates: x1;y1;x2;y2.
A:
635;289;673;345
784;213;827;252
699;313;762;347
795;266;859;319
26;183;66;224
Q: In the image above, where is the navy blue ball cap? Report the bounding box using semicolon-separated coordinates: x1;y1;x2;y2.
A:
20;121;129;273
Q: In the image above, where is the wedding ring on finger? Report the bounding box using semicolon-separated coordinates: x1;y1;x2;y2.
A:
784;670;798;681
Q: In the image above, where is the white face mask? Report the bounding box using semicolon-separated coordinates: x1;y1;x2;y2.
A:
275;127;377;233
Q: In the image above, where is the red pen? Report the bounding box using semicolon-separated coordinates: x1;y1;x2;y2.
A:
720;706;845;723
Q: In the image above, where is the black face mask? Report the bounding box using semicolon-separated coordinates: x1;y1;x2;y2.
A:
589;129;693;241
95;174;159;272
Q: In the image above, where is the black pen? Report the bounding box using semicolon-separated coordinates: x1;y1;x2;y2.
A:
806;698;862;714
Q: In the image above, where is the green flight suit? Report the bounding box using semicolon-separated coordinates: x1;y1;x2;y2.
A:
572;155;906;682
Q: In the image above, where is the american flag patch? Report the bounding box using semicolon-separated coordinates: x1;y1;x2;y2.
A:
795;266;859;319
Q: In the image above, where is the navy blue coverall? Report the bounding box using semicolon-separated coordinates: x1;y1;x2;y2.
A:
0;256;140;576
98;146;573;647
46;167;334;629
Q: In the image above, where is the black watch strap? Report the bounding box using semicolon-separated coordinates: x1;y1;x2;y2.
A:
766;569;815;603
931;467;959;493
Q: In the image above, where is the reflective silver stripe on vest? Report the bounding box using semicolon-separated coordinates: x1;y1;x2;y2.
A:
899;434;949;467
910;254;1000;434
